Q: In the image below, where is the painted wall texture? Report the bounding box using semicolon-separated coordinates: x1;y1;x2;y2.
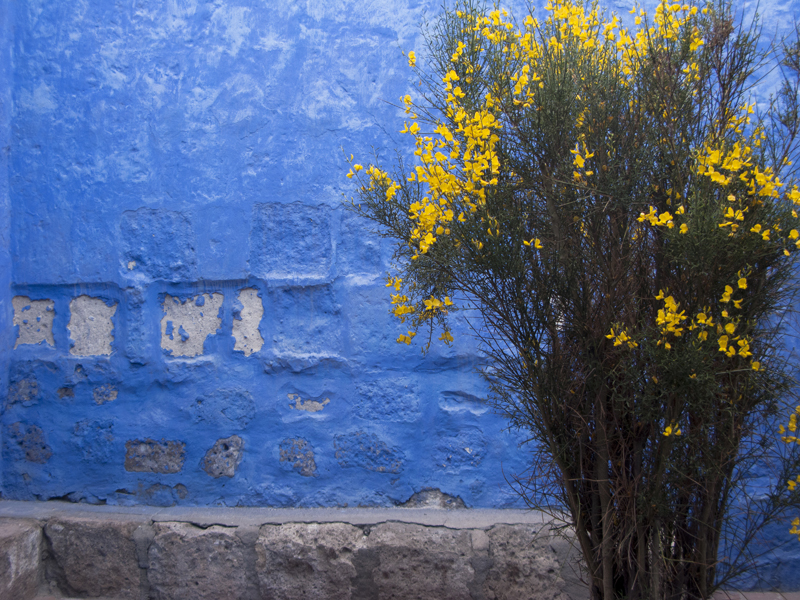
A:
2;0;532;510
2;0;800;588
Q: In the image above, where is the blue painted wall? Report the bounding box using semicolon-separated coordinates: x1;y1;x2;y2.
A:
1;0;799;588
2;0;531;509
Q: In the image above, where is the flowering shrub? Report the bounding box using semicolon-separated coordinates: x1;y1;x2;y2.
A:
347;1;800;598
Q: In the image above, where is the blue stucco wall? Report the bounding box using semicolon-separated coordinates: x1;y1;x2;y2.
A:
1;0;799;589
2;0;531;509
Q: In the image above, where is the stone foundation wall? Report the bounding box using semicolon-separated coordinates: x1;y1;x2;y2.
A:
0;506;586;600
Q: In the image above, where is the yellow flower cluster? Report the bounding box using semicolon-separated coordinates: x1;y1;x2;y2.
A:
663;423;682;437
655;291;686;350
780;405;800;540
606;326;638;348
779;406;800;444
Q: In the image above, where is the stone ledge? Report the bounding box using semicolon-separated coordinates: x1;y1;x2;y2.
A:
1;502;798;600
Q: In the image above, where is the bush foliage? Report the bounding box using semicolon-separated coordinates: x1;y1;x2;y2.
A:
347;1;800;597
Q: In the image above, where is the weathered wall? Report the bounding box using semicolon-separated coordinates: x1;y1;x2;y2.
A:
2;0;530;509
0;0;14;495
1;0;800;589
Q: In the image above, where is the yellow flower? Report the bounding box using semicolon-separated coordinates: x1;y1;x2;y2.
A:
663;423;681;437
738;277;747;289
679;223;688;234
408;51;416;67
439;330;454;343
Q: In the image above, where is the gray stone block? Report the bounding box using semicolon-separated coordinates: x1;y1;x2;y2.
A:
44;517;141;600
256;523;363;600
366;522;474;600
148;522;247;600
483;524;568;600
124;438;185;473
0;519;41;600
201;435;244;478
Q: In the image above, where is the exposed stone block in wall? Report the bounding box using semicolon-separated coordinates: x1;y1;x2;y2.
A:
92;384;118;404
160;293;223;357
120;208;197;281
256;523;363;600
355;379;421;422
0;519;42;600
124;438;185;474
279;438;317;477
191;388;255;428
148;522;247;600
12;296;54;348
68;295;117;356
44;517;141;600
4;423;52;463
333;431;404;474
201;435;243;478
232;287;264;356
250;203;331;278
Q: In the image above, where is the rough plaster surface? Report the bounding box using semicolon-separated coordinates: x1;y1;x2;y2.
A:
232;287;264;356
67;295;117;356
2;0;799;587
160;293;223;357
12;296;54;348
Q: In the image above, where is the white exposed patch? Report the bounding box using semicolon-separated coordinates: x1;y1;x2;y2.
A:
68;295;118;356
12;296;55;348
161;293;224;357
289;393;330;412
127;260;136;270
233;288;264;356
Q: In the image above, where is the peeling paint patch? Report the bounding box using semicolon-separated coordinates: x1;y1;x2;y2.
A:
288;393;329;412
160;293;223;357
68;295;118;356
201;435;244;478
232;287;264;356
12;296;55;348
279;438;317;477
93;385;118;405
333;432;404;474
124;439;185;473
